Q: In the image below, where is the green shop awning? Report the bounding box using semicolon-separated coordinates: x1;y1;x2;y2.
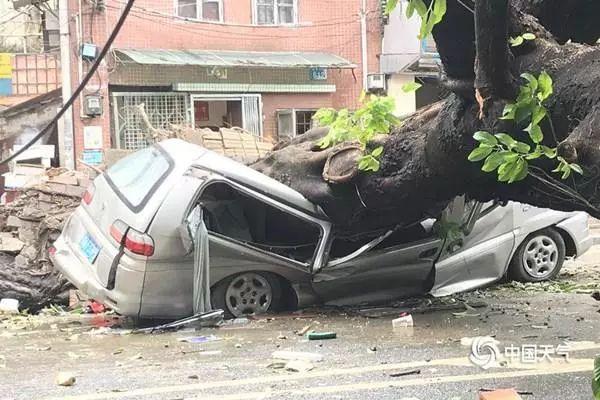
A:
114;49;355;69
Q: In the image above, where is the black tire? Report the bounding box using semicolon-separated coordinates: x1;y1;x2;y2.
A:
508;228;566;283
211;271;282;319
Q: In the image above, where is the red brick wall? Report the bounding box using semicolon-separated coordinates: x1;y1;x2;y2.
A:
67;0;382;163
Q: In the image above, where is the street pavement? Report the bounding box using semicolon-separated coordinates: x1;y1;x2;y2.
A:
1;251;599;400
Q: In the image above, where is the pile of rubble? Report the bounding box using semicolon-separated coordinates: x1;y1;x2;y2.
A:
0;168;94;309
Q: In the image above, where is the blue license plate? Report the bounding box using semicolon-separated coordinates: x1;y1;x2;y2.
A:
79;233;101;264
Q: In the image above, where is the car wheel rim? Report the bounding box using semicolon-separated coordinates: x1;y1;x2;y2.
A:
522;235;559;279
224;273;272;317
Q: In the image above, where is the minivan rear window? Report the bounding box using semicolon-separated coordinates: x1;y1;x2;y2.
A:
105;145;174;212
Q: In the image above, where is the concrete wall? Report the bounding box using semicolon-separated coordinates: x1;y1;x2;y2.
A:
387;74;416;116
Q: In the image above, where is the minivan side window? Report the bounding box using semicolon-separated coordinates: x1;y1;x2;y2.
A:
105;145;173;211
198;182;320;264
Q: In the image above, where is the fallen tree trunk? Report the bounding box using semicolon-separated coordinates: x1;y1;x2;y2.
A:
253;0;600;235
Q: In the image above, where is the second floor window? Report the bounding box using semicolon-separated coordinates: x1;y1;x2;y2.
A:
255;0;297;25
177;0;222;21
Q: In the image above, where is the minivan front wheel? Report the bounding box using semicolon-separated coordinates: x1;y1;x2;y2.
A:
508;228;566;282
212;272;282;318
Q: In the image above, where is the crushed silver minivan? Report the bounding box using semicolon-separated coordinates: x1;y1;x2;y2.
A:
51;139;594;318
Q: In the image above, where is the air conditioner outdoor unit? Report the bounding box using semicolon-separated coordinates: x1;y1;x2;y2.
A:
367;73;386;91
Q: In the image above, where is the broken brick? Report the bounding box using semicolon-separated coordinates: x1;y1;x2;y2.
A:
479;389;523;400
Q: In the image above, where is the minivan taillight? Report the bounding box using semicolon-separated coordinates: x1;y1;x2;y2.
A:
82;182;95;205
110;220;154;256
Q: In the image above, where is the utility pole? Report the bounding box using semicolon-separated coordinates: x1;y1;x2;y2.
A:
360;0;369;90
58;0;75;169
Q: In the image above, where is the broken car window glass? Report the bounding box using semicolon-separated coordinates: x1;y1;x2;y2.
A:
198;182;320;263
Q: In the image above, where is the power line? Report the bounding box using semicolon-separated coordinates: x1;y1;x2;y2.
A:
0;0;137;166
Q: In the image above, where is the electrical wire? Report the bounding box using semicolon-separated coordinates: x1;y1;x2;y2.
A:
0;0;137;166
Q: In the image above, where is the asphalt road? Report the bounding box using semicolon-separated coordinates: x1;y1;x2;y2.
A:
1;255;599;400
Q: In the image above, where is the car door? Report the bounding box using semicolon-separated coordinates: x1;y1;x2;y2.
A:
312;222;443;305
431;200;517;296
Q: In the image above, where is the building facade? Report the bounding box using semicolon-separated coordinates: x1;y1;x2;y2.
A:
380;0;443;117
63;0;383;166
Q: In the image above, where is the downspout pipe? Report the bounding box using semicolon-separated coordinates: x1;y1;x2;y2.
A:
360;0;369;90
59;0;75;169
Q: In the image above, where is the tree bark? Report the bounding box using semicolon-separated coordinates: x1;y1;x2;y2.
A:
253;0;600;235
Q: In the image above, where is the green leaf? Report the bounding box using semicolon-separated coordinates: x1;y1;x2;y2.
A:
401;82;422;93
495;133;517;149
538;71;553;101
526;123;544;144
314;108;337;126
510;158;528;183
405;0;415;17
510;36;524;47
385;0;399;15
412;0;428;17
473;131;498;146
521;73;538;91
358;155;380;172
418;13;435;39
500;103;516;121
431;0;446;24
522;33;536;40
570;163;583;175
514;141;531;154
532;106;547;125
468;145;493;162
481;151;508;172
498;160;517;182
371;146;384;157
561;167;571;179
541;145;557;159
593;356;600;400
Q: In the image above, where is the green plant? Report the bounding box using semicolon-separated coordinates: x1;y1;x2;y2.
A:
385;0;447;39
593;355;600;400
314;94;400;172
509;32;536;47
401;82;422;93
468;71;583;183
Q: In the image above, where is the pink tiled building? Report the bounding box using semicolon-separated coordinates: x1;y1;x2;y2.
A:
64;0;383;165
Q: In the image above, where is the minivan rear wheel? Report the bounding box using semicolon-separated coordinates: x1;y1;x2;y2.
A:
508;228;566;282
211;272;282;318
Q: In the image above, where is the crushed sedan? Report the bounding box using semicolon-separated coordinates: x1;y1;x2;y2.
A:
50;139;594;318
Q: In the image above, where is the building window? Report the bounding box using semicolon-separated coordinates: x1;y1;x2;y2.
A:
177;0;222;22
277;109;316;138
295;110;315;135
255;0;297;25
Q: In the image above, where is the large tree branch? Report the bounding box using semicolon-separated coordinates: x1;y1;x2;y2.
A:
474;0;513;107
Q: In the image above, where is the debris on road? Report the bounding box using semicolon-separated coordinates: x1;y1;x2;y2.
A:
133;310;224;333
272;351;324;363
478;389;523;399
177;335;220;344
392;313;414;328
296;324;312;336
388;369;421;378
306;331;337;340
285;359;314;373
55;371;76;387
0;298;19;314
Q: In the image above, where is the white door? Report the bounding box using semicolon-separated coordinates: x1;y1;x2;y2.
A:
242;95;261;136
